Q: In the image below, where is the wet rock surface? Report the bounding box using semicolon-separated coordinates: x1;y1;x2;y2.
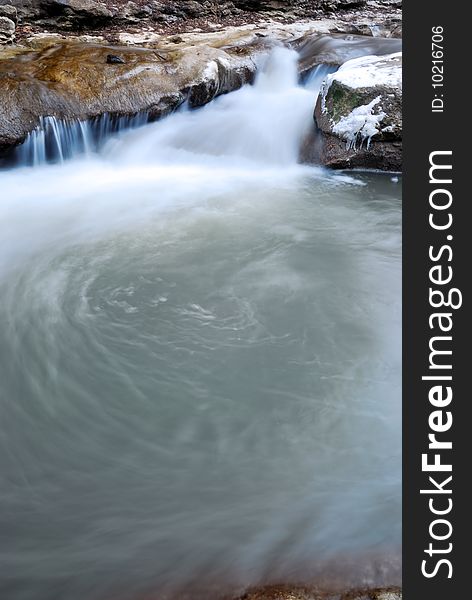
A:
0;35;266;150
0;1;402;163
0;12;401;154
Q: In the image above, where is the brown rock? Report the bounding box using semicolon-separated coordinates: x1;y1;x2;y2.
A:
0;38;261;151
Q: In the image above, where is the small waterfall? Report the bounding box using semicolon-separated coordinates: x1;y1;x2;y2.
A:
303;63;338;91
14;112;150;167
16;117;93;166
9;47;337;170
108;47;322;167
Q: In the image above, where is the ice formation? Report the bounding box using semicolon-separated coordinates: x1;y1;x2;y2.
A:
332;96;386;150
331;52;402;89
318;52;401;150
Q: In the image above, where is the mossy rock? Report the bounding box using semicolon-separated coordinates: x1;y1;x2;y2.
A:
312;52;402;170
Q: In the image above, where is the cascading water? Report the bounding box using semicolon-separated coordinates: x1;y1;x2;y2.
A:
14;112;150;166
0;46;401;600
11;48;333;169
303;63;338;91
103;48;319;167
297;33;402;74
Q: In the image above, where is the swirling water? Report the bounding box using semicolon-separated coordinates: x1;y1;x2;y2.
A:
0;48;401;600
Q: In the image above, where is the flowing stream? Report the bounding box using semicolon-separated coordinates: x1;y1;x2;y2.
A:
0;46;401;600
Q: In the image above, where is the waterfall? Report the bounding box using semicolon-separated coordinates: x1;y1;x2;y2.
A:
104;47;330;168
14;112;150;167
10;48;336;169
303;63;338;91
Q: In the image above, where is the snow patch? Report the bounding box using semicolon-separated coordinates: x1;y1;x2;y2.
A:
332;96;386;150
320;52;402;112
201;60;219;82
325;52;402;93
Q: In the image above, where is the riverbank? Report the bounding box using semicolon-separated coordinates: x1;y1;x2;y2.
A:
3;1;402;43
